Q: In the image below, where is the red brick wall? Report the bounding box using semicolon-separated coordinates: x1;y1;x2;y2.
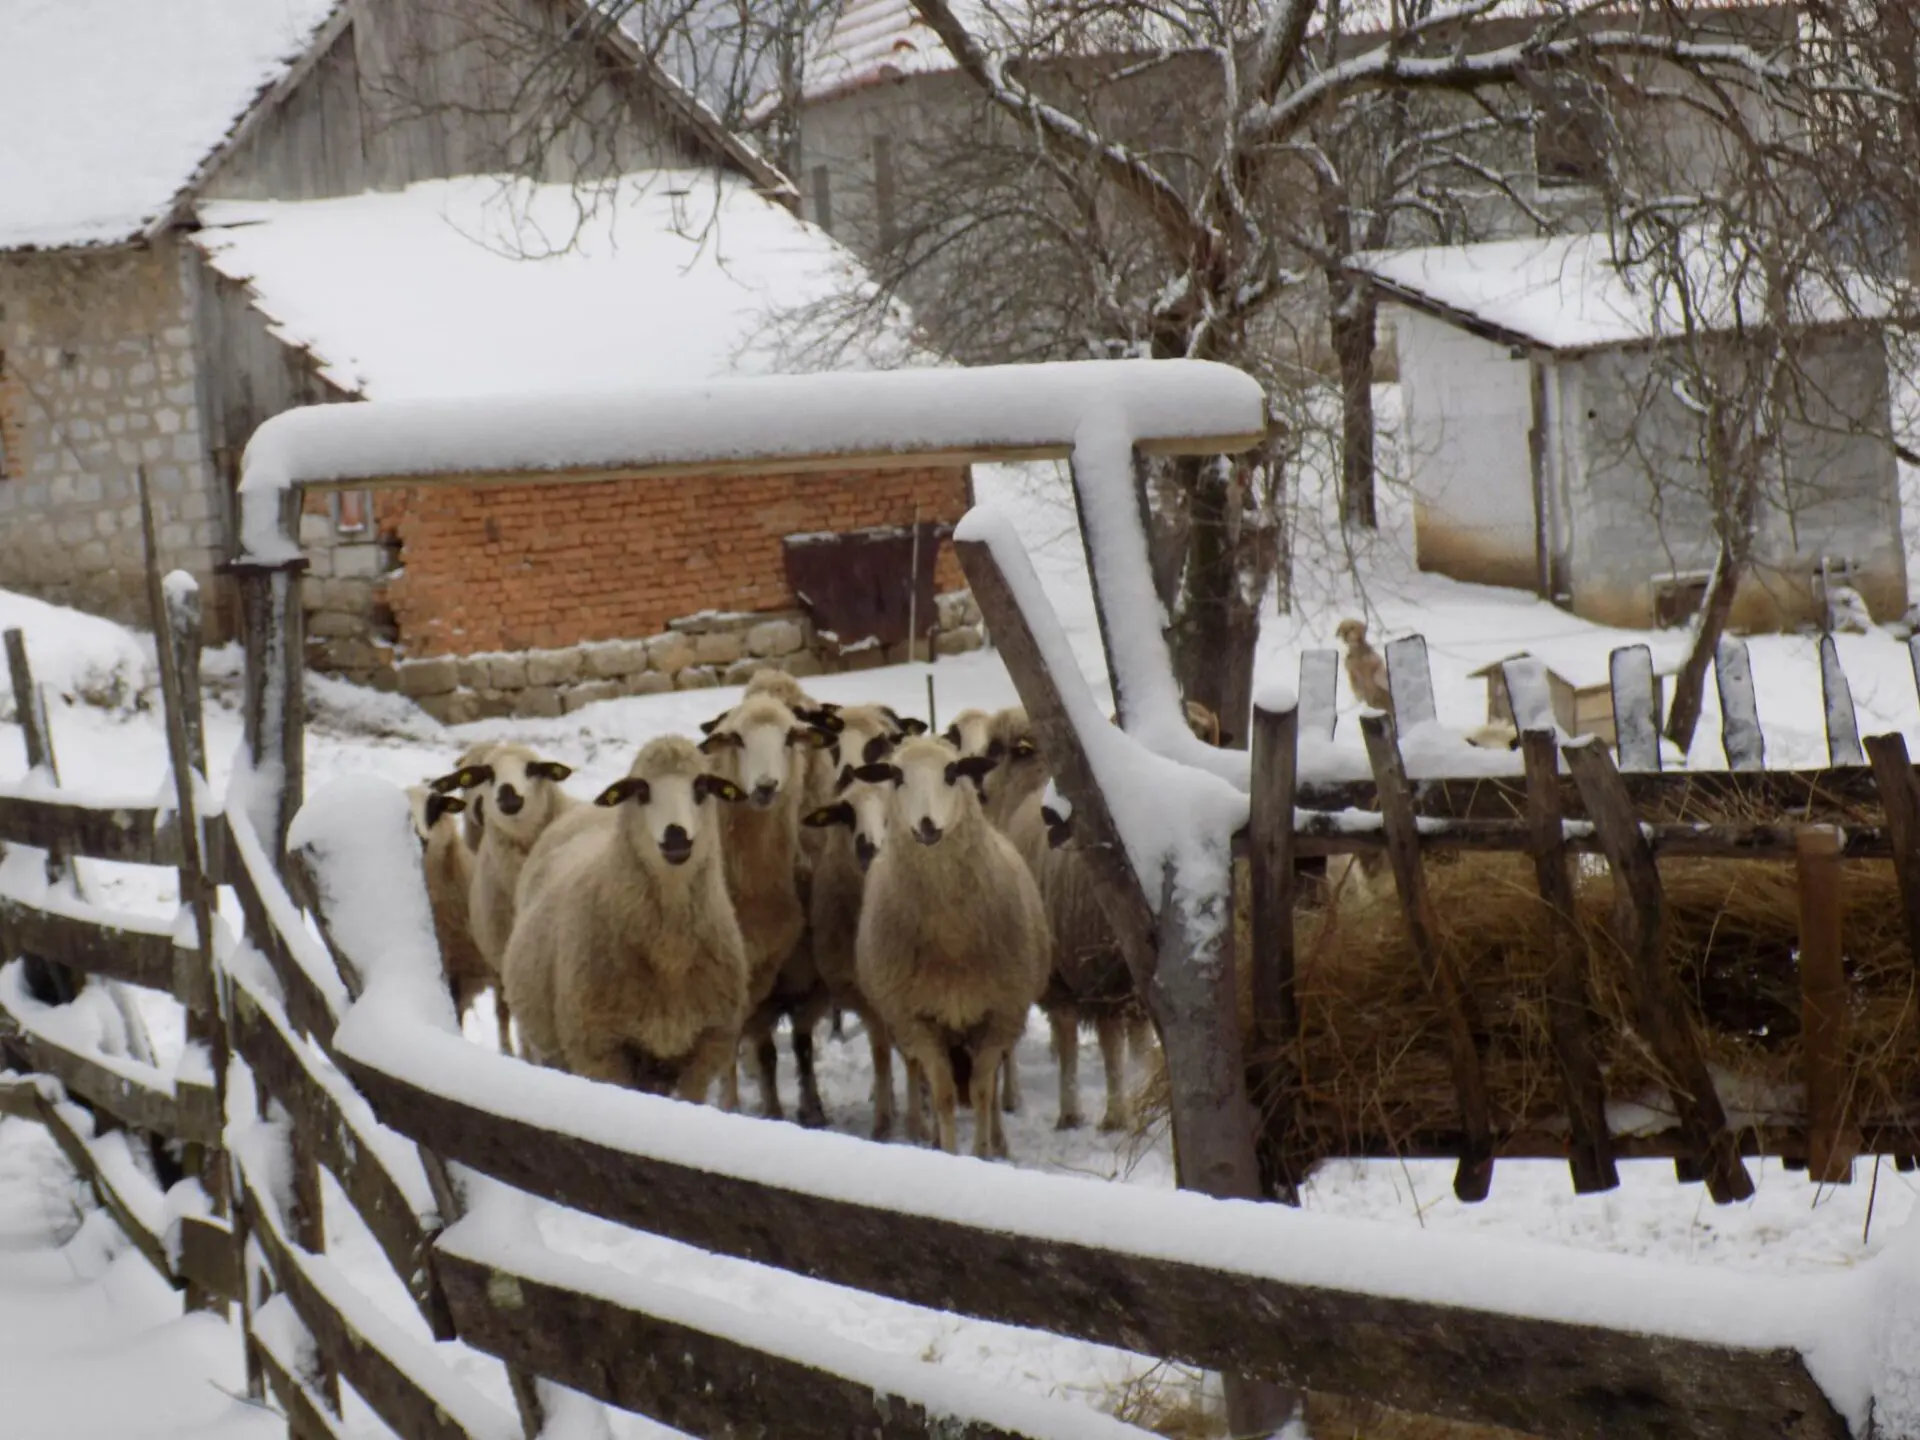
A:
372;465;972;657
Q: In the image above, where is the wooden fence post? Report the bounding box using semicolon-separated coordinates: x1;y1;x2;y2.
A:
3;629;79;1006
1796;826;1856;1184
1866;733;1920;977
1383;634;1438;729
1564;740;1754;1203
227;557;308;858
1503;659;1616;1195
1819;635;1865;768
1714;637;1764;771
1247;695;1301;1202
1359;709;1494;1202
1609;645;1662;772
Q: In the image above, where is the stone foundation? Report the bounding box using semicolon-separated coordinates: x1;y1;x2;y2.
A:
377;593;986;725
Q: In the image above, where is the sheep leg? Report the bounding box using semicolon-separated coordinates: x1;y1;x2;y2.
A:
863;1006;897;1140
1126;1013;1154;1075
494;988;515;1057
720;1050;742;1113
791;1025;827;1129
1095;1011;1131;1132
904;1056;929;1145
928;1054;962;1155
676;1029;739;1107
970;1046;1007;1159
1049;1006;1084;1130
750;1022;785;1121
999;1033;1022;1114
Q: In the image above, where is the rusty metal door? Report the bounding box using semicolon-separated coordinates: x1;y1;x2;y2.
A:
782;523;945;654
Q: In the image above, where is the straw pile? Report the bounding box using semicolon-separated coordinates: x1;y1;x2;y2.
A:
1141;849;1920;1157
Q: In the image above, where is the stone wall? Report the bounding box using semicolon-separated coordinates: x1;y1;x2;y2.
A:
391;593;985;724
0;241;228;635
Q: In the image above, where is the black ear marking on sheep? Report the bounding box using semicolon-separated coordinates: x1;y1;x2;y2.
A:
430;764;492;793
789;726;830;750
803;801;855;829
796;706;844;734
851;762;902;786
941;723;962;747
699;714;724;735
986;738;1007;761
424;793;465;828
696;774;746;804
946;755;998;787
1043;803;1072;848
527;760;572;782
698;730;743;753
595;777;649;807
897;717;930;736
860;735;893;766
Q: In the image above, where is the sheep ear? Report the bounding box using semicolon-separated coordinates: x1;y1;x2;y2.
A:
803;801;855;829
595;777;647;807
430;764;491;793
698;730;739;754
941;723;962;747
527;760;572;782
789;726;830;750
986;738;1007;760
860;734;893;766
697;774;746;803
1046;821;1072;850
796;706;844;734
699;715;724;735
1012;737;1037;758
946;755;997;786
423;793;455;828
851;763;902;786
897;717;929;736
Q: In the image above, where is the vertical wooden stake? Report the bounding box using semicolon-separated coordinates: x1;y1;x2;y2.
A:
1820;635;1866;768
1565;739;1754;1203
1248;696;1302;1202
1360;710;1494;1201
1519;727;1617;1194
228;558;308;858
1609;644;1662;771
3;629;79;1005
1797;826;1855;1184
1865;733;1920;975
1714;636;1765;771
1383;634;1438;729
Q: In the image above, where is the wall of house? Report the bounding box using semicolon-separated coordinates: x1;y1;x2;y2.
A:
1563;327;1906;629
0;241;229;635
309;464;980;722
1394;307;1541;592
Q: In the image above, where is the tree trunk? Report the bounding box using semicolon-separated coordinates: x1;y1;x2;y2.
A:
1663;541;1742;755
1170;456;1260;740
1330;279;1379;530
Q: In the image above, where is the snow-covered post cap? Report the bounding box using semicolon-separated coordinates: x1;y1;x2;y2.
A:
1252;682;1298;715
234;361;1266;563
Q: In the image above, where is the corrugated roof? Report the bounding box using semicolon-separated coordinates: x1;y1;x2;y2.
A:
0;0;342;252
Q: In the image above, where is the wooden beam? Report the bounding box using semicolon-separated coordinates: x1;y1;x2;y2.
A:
1290;816;1920;862
0;796;168;864
33;1090;180;1287
230;560;307;858
4;628;79;1006
1819;636;1865;768
0;898;180;996
1518;726;1617;1195
0;1006;219;1145
1383;635;1438;729
1610;645;1662;771
335;1049;1847;1439
178;1214;242;1305
1359;711;1494;1203
1563;741;1754;1204
1298;650;1340;743
436;1245;1120;1440
1247;697;1302;1202
1864;733;1920;974
255;1329;363;1440
1714;636;1765;771
1797;827;1856;1185
219;814;342;1045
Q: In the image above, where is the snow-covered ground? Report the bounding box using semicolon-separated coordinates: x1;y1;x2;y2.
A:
4;436;1920;1436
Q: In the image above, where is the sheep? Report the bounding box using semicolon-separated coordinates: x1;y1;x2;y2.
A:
853;736;1049;1157
501;736;750;1096
941;707;995;760
797;704;912;1136
432;740;501;851
1335;618;1394;711
404;784;506;1050
440;744;577;1055
698;692;826;1115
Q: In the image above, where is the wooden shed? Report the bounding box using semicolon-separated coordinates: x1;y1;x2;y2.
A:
1471;651;1671;745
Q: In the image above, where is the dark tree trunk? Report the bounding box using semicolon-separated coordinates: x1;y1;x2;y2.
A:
1170;456;1260;743
1329;278;1379;530
1664;541;1742;755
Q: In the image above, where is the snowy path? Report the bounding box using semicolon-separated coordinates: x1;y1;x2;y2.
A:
0;1118;277;1440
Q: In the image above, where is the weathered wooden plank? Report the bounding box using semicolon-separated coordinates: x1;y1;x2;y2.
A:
1248;697;1302;1202
1610;645;1662;772
0;1004;219;1146
0;897;180;996
1819;635;1865;768
0;795;169;864
255;1327;363;1440
338;1051;1847;1440
1797;827;1856;1185
1563;741;1754;1204
1298;649;1340;743
1714;636;1765;771
178;1214;243;1305
437;1245;1127;1440
1359;711;1493;1202
220;812;345;1046
231;559;308;857
228;979;448;1336
0;1071;43;1119
5;629;80;1005
1864;733;1920;974
1291;816;1918;862
1517;724;1617;1195
1383;634;1438;729
33;1091;179;1286
1501;657;1557;734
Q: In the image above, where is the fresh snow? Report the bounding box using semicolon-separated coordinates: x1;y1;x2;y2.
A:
233;359;1265;561
0;0;340;251
193;173;916;403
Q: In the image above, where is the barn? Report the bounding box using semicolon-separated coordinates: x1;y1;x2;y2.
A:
1351;230;1906;631
0;0;980;722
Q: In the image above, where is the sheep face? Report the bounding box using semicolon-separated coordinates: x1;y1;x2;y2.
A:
804;764;895;871
405;783;466;843
858;737;996;848
462;745;572;844
699;695;824;808
941;708;994;758
597;738;744;867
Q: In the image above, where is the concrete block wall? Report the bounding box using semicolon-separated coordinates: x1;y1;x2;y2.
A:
0;242;226;633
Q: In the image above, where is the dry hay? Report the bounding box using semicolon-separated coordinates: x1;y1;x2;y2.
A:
1140;848;1920;1158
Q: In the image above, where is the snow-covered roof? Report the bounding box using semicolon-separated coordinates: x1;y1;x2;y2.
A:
802;0;990;102
1353;230;1887;355
192;172;910;401
0;0;342;251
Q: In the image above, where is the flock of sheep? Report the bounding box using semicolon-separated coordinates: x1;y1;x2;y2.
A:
404;669;1193;1158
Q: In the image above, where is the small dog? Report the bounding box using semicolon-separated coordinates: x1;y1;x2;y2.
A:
1334;618;1393;711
